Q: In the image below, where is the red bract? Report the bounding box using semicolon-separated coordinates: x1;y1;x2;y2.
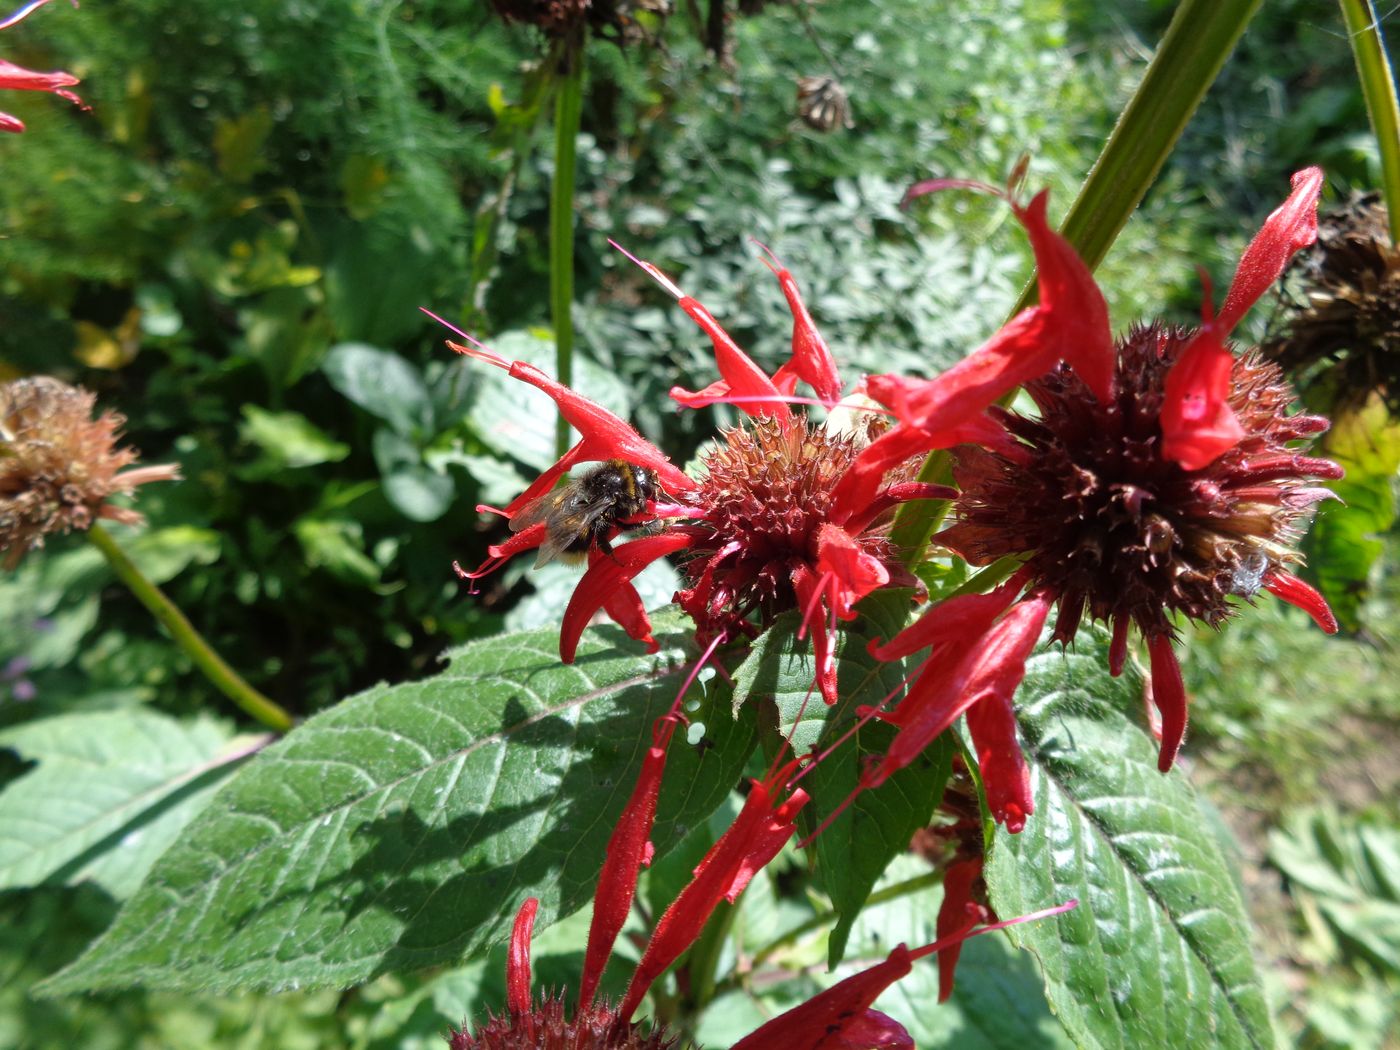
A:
1;0;85;133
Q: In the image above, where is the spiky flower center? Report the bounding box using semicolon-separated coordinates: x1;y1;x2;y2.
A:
682;415;894;628
939;324;1338;642
448;994;676;1050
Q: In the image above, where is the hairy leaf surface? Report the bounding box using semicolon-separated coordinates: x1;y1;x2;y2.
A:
42;616;752;995
986;631;1274;1050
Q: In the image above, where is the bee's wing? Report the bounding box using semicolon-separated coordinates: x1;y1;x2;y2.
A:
533;490;619;569
510;487;570;534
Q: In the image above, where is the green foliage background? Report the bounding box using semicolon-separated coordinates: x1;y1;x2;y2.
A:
1;0;1397;1046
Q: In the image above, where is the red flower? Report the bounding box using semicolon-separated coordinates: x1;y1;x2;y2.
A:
432;249;945;702
868;171;1341;782
1;0;85;134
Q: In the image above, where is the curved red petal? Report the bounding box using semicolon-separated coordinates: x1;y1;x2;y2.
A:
757;246;842;404
1159;332;1246;470
1146;634;1188;772
1012;190;1115;402
559;532;693;662
506;361;694;493
622;779;809;1019
579;717;680;1008
729;946;915;1050
1217;167;1325;332
669;297;791;421
935;857;986;1002
1263;570;1339;634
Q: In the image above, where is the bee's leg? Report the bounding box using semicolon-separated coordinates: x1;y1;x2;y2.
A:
596;534;615;556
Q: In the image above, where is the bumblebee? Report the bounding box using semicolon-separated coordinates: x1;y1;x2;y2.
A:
511;459;660;567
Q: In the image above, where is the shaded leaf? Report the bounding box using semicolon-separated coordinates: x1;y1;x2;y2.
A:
239;405;350;476
985;629;1275;1050
40;615;754;995
0;710;249;900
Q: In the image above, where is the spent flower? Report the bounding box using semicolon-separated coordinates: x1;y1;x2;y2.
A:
0;376;180;569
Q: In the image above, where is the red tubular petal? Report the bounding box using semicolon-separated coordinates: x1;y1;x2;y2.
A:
730;946;915;1050
461;523;549;580
868;577;1023;661
792;565;839;705
1217;168;1325;332
1012;190;1115;403
669;297;791;421
757;246;843;404
0;110;23;132
506;897;539;1016
621;776;809;1019
1146;634;1188;772
579;717;681;1008
965;690;1033;833
0;58;79;94
935;857;987;1002
816;524;890;619
1159;331;1246;470
840;481;958;536
865;592;1047;799
560;532;693;662
1264;570;1339;634
506;361;694;493
1108;615;1130;677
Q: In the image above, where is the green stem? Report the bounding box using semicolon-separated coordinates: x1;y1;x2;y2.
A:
551;46;585;459
87;523;295;732
1339;0;1400;244
893;0;1263;565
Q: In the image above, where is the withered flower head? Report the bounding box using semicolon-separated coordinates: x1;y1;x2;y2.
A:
1263;193;1400;411
0;376;179;568
795;74;853;132
938;323;1341;647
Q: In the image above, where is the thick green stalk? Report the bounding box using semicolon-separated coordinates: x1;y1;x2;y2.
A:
1339;0;1400;243
87;523;294;732
551;51;585;459
892;0;1263;564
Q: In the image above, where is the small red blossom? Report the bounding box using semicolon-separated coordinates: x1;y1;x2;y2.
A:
1;0;85;134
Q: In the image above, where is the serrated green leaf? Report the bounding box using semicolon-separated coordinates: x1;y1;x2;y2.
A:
40;614;754;996
0;710;246;899
985;630;1275;1050
734;592;951;968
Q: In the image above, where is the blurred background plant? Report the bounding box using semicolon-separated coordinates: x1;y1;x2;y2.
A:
1;0;1397;1045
